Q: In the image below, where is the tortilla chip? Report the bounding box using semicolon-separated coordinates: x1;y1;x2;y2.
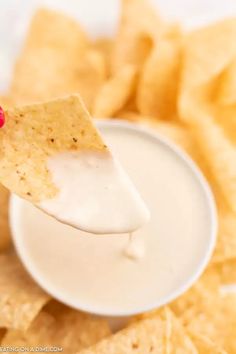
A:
10;8;88;101
212;210;236;263
186;293;236;353
72;49;107;111
0;96;12;109
93;38;114;78
188;116;236;214
176;113;231;213
179;19;236;121
186;75;236;144
133;307;198;353
178;86;227;201
10;9;105;110
217;59;236;105
93;65;137;118
214;104;236;144
177;21;236;213
181;19;236;91
171;269;219;326
0;95;107;203
189;332;227;354
25;8;88;50
2;301;111;354
70;316;166;354
162;307;198;353
0;184;11;252
0;251;49;330
111;0;162;74
137;37;182;120
171;262;236;352
79;307;197;354
163;22;183;40
207;259;236;284
115;111;146;122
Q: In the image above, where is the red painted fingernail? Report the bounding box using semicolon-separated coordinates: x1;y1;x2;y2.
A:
0;106;5;128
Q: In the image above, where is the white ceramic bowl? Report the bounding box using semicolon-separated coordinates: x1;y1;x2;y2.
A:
9;120;217;317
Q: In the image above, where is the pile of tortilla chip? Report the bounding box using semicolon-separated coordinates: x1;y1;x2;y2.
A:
0;0;236;352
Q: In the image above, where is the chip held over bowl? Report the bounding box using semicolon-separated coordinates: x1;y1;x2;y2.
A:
0;95;150;234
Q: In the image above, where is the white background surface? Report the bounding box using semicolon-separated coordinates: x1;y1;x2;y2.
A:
1;0;236;92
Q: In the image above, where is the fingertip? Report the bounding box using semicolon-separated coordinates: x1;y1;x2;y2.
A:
0;106;5;128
